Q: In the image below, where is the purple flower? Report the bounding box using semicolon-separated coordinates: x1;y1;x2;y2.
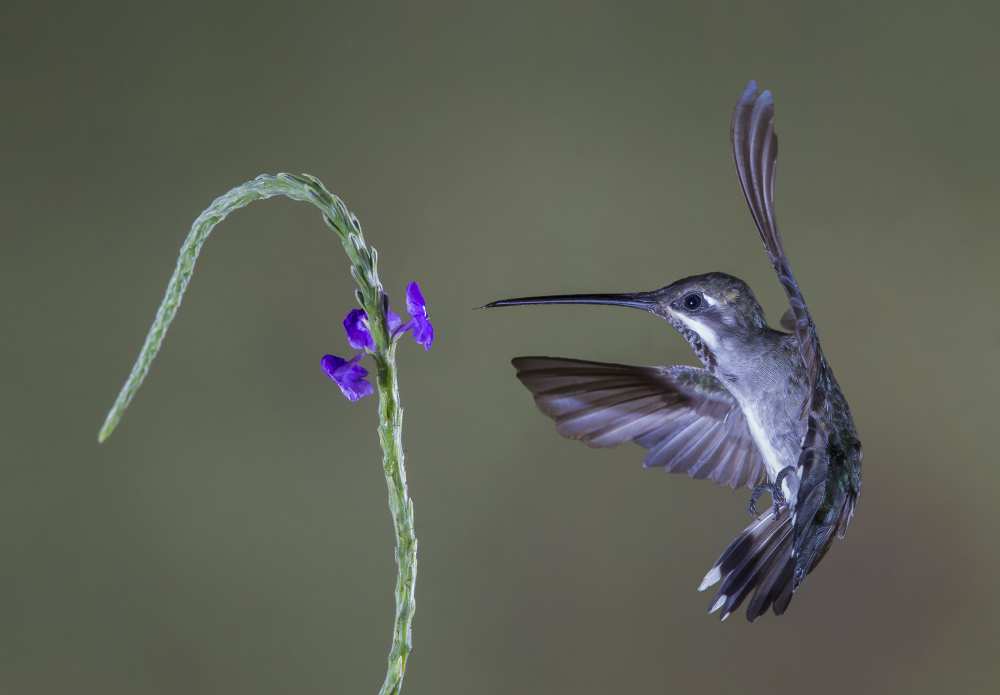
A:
343;307;406;351
343;309;374;351
405;281;434;350
387;308;404;335
322;282;433;401
321;354;373;401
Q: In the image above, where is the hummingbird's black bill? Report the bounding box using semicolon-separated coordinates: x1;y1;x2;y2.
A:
483;292;657;311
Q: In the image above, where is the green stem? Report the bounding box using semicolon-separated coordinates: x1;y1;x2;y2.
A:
373;345;417;695
97;173;418;694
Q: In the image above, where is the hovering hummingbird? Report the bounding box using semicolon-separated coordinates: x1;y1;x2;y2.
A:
485;81;862;622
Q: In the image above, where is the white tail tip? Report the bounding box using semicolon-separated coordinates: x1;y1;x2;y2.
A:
698;566;721;592
709;595;726;614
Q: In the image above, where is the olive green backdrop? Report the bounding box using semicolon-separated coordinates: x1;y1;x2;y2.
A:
3;1;998;693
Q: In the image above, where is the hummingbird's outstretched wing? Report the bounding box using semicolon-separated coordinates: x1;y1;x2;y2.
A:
732;81;860;588
511;357;766;489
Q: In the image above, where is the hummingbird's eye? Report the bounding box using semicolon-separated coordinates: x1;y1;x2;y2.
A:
682;293;703;311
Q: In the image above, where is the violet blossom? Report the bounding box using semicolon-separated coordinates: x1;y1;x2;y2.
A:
322;281;434;400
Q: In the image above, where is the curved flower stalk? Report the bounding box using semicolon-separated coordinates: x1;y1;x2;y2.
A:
97;173;431;695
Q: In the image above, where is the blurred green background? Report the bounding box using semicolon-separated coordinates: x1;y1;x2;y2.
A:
3;1;999;693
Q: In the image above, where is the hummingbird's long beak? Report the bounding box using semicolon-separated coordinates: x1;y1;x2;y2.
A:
483;291;657;311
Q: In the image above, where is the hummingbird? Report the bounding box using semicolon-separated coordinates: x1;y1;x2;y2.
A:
485;81;862;622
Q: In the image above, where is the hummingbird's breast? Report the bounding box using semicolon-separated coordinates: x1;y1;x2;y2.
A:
717;332;809;495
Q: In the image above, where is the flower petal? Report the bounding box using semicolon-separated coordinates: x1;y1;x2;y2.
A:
405;281;428;319
410;316;435;350
321;354;373;401
343;309;374;351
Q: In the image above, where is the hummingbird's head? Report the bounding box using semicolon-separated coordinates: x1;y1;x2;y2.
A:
484;272;768;370
648;272;768;368
654;272;767;337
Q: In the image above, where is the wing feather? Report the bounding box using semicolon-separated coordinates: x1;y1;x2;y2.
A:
511;356;765;489
731;80;822;389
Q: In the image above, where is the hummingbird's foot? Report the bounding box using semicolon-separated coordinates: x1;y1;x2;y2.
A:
773;466;795;505
747;468;796;516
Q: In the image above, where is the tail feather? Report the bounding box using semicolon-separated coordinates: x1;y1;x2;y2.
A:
699;508;795;622
773;572;795;614
717;523;791;621
748;538;794;619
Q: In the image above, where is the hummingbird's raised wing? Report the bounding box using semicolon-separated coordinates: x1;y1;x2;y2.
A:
732;81;860;588
731;80;823;387
511;357;766;489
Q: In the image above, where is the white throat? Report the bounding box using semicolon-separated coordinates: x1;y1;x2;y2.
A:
672;312;721;351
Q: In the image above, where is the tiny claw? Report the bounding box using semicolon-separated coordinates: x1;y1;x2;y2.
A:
747;473;795;517
747;483;770;517
772;486;786;508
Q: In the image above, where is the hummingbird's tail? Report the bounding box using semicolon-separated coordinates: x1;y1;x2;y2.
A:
697;507;795;622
